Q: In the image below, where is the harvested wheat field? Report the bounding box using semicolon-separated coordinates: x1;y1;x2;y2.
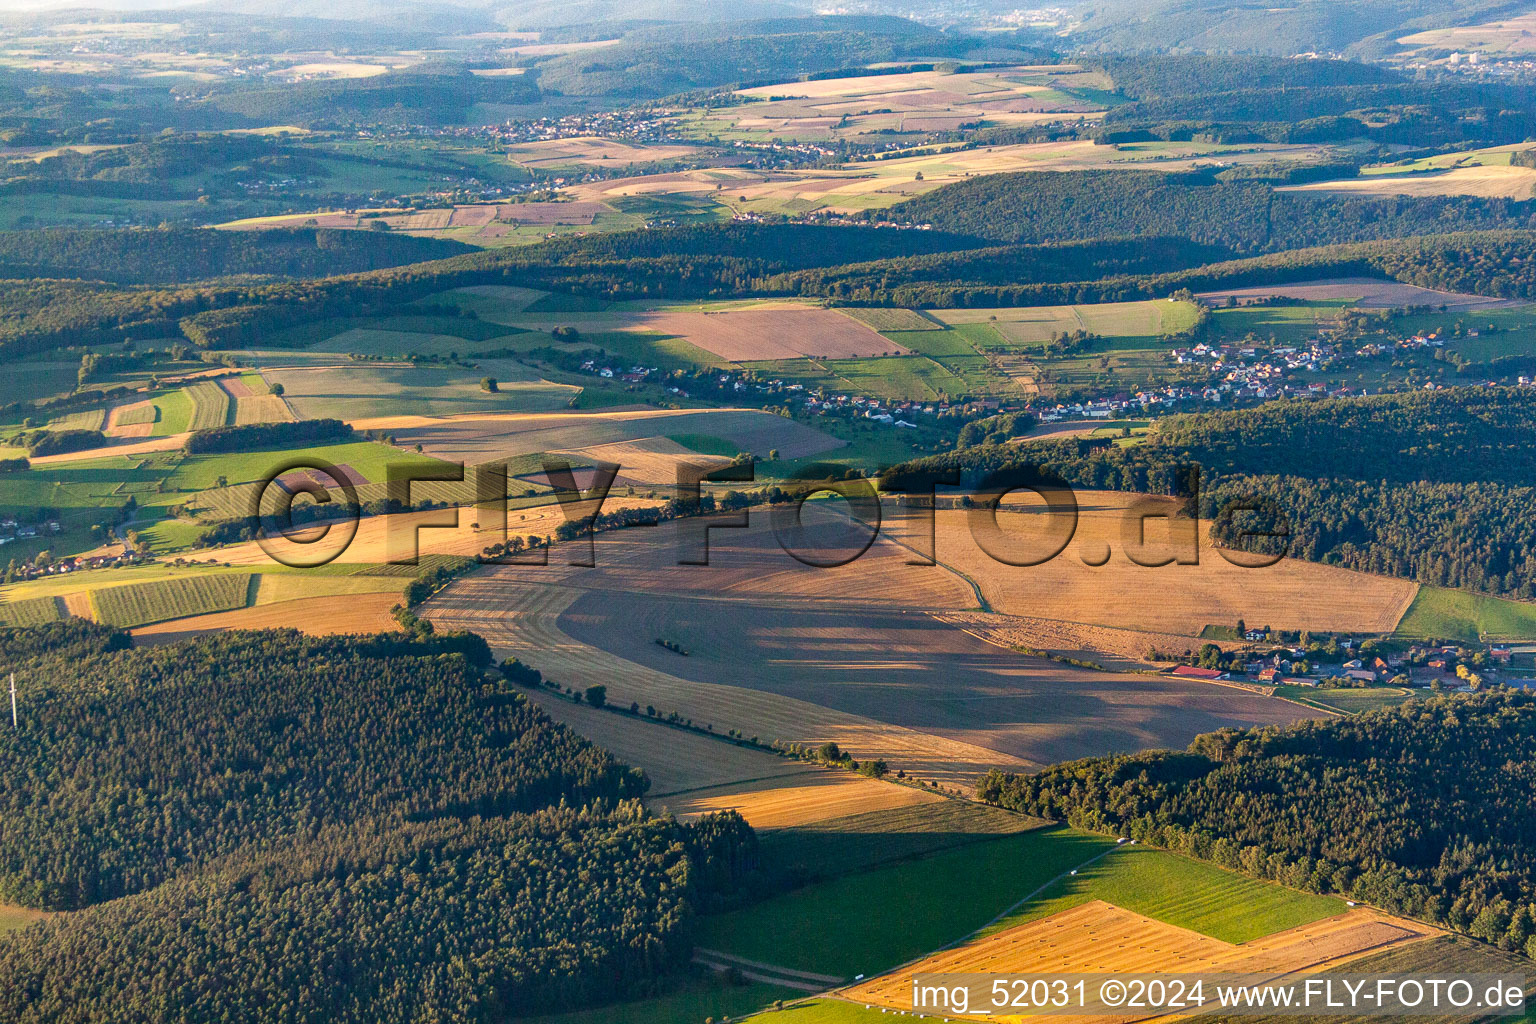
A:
423;576;1022;788
130;591;401;644
1283;165;1536;199
937;609;1237;671
621;307;906;361
230;393;294;425
841;900;1434;1022
934;494;1419;636
61;591;95;620
653;770;941;829
424;504;1321;778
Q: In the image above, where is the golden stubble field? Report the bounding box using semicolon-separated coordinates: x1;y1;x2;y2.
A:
841;900;1435;1023
936;493;1419;636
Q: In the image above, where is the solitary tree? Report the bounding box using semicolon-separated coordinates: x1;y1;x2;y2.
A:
584;685;607;709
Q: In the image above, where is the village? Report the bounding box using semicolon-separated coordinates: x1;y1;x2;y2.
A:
1169;632;1529;695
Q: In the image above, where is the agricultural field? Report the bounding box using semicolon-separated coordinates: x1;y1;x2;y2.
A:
0;595;62;627
1360;141;1536;175
89;572;253;627
564;137;1331;221
840;307;943;332
722;65;1111;143
847;903;1429;1019
528;694;819;797
1394;585;1536;642
222;199;635;247
734;300;1206;402
6;361;80;406
932;299;1201;348
694;825;1110;980
1274;684;1419;714
754;934;1530;1024
1197;277;1514;312
184;380;232;430
220;373;294;426
654;770;942;830
1284;165;1536;199
617;307;904;361
933;495;1421;636
985;841;1345;941
236;351;578;421
761;799;1047;880
424;501;1328;781
106;400;160;438
500;137;708;171
523;979;800;1024
841;840;1429;1021
45;408;105;431
131;591;402;643
424;571;1023;789
355;407;844;483
1397;12;1536;55
0;438;457;562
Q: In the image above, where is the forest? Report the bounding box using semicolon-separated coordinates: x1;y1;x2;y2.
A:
1089;55;1401;100
183;418;356;455
869;170;1536;253
978;690;1536;955
0;227;471;285
0;623;761;1023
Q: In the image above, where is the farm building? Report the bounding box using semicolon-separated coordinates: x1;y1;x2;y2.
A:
1171;665;1228;681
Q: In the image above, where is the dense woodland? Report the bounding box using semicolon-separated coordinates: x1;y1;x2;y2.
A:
183;418;356;455
870;170;1536;253
980;691;1536;954
1204;475;1536;598
1089;56;1401;100
0;227;471;285
0;623;760;1022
